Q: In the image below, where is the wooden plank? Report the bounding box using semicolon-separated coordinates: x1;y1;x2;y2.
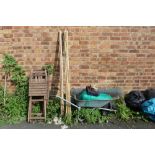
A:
29;90;47;92
29;85;48;88
32;113;43;116
29;83;47;85
29;91;48;94
29;86;47;89
29;92;47;94
29;93;47;95
29;89;48;91
29;86;48;88
31;99;44;102
29;85;48;87
29;88;47;90
30;117;45;119
29;88;48;91
29;91;47;93
29;81;47;83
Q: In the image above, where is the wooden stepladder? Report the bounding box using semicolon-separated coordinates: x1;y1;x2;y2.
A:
28;70;49;122
59;30;71;116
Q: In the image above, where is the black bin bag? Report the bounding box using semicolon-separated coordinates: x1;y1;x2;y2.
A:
143;88;155;100
125;91;146;111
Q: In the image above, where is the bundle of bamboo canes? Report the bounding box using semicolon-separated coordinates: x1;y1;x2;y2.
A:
58;30;71;116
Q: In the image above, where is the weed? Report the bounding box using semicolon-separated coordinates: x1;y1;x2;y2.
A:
72;108;112;125
115;97;146;122
115;98;133;121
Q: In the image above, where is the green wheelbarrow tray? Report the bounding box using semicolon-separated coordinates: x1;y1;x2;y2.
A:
71;88;123;108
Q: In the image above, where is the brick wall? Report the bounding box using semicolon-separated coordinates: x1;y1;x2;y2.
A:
0;26;155;93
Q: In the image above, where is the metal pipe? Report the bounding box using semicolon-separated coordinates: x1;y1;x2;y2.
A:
54;95;81;110
51;95;116;112
99;107;116;112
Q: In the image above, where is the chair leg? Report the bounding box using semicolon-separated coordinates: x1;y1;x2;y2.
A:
44;100;47;122
28;97;32;123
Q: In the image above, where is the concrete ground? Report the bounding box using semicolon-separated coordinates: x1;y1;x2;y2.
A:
0;118;155;129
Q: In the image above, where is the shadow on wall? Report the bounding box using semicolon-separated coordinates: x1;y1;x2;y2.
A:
49;34;60;98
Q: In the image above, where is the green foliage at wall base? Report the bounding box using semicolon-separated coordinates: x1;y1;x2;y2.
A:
0;54;28;124
47;98;61;120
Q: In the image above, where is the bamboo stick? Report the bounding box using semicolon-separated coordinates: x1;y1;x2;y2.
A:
59;31;64;116
64;30;71;114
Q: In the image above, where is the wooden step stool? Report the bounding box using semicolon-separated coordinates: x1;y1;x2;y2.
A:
28;70;49;123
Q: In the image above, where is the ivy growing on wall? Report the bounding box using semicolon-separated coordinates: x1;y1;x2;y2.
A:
0;54;28;123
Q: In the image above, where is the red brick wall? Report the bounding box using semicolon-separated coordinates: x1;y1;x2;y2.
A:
0;26;155;93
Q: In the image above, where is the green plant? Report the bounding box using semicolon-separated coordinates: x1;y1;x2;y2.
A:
47;98;61;120
5;94;26;122
72;108;111;125
32;103;41;113
63;113;72;126
79;109;100;124
0;86;4;105
0;54;28;124
42;64;54;76
2;54;28;100
2;54;17;105
115;98;148;122
0;87;26;124
115;98;134;121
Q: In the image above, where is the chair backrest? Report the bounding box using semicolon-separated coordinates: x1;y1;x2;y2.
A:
29;70;48;98
29;70;47;82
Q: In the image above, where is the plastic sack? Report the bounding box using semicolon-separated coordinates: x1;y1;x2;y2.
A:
79;90;112;101
125;91;145;111
143;88;155;100
141;98;155;121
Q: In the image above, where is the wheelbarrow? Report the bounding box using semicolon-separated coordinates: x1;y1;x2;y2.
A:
71;88;124;112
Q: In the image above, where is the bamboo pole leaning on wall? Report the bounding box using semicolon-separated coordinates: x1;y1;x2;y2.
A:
59;31;65;116
64;30;71;114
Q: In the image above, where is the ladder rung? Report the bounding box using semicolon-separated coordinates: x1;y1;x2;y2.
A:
32;113;43;116
31;99;44;102
30;117;45;119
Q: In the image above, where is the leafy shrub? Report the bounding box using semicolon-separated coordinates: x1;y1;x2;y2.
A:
47;98;61;120
0;86;27;123
5;95;27;123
